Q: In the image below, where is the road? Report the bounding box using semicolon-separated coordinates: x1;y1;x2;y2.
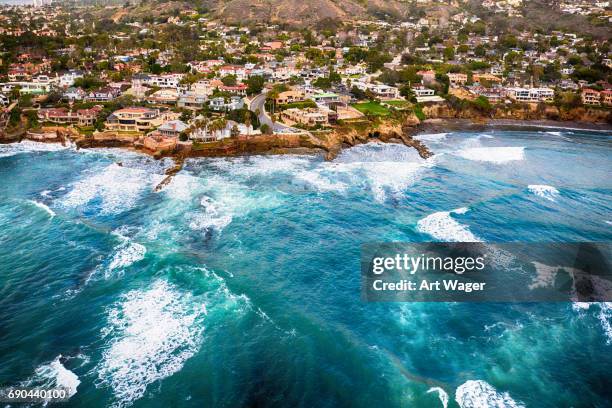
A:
248;92;301;134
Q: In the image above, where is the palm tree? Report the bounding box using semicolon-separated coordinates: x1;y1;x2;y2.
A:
244;111;251;136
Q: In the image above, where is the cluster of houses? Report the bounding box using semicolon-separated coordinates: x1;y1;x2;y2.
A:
0;1;610;147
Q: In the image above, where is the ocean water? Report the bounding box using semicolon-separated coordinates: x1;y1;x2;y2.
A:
0;130;611;408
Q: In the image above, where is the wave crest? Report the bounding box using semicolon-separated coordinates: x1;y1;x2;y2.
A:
456;380;524;408
417;207;481;242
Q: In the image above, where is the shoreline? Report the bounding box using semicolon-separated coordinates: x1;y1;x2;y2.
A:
2;119;610;192
416;118;612;134
2;119;610;160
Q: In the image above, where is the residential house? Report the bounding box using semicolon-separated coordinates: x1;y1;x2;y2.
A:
417;70;436;84
38;106;102;126
190;120;255;142
157;120;188;137
310;92;341;106
581;88;601;105
468;86;506;103
448;73;468;87
219;83;248;96
105;107;162;132
209;96;244;112
62;87;86;102
602;90;612;106
147;88;179;105
144;73;184;88
59;70;84;88
177;90;208;110
282;107;329;127
353;82;400;99
506;87;554;102
412;85;435;97
275;90;306;105
85;87;121;102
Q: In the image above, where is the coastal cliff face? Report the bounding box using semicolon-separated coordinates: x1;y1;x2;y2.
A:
63;112;431;162
422;104;612;124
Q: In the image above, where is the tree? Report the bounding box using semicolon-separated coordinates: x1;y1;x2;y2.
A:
73;76;103;90
246;75;264;95
350;85;367;100
260;123;272;134
230;124;240;138
221;75;237;86
443;47;455;61
313;77;332;90
400;85;416;103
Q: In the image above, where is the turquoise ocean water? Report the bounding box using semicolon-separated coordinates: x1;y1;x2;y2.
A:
0;129;611;407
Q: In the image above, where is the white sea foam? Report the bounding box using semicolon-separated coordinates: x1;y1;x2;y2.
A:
162;173;203;201
455;147;525;164
186;174;284;233
455;380;524;408
188;196;233;233
572;302;612;344
0;141;70;158
416;133;448;142
597;303;612;343
22;355;80;399
60;164;163;215
427;387;449;408
327;144;435;202
103;228;147;276
107;241;146;273
27;200;56;217
417;207;481;242
528;185;559;202
96;280;206;408
208;155;312;177
295;170;349;192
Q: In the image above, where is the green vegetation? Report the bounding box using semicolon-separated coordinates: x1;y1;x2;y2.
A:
278;100;317;110
352;102;390;117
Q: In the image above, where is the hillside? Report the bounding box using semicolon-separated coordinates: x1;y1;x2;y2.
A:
200;0;410;25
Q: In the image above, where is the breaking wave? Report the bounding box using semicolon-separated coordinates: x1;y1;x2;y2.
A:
328;143;435;202
455;147;525;164
188;196;233;233
60;163;163;215
455;380;524;408
27;199;56;217
415;133;448;142
21;355;81;399
427;386;449;408
416;207;481;242
95;280;206;408
528;185;559;202
0;141;70;158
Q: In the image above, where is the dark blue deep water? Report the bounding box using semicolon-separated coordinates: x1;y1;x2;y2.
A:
0;129;611;408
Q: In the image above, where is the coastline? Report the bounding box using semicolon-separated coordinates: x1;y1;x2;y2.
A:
2;118;610;165
416;118;612;134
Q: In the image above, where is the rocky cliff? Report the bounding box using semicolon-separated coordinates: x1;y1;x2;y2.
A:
421;104;611;124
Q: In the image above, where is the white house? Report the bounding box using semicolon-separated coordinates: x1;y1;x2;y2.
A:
506;87;554;102
59;70;84;88
209;96;244;112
